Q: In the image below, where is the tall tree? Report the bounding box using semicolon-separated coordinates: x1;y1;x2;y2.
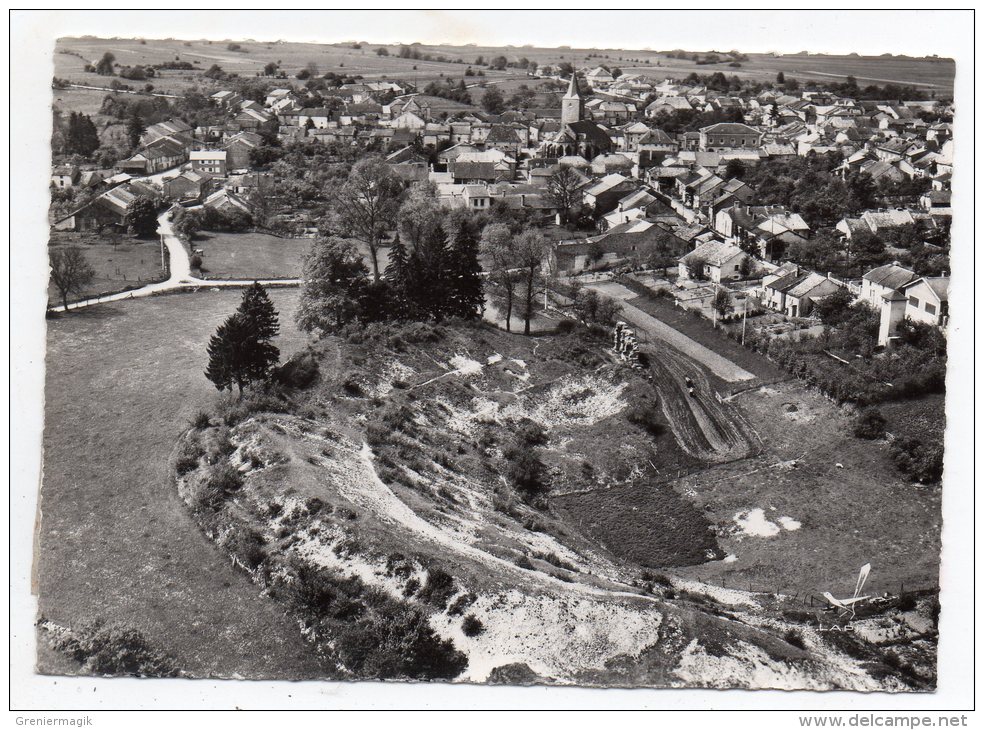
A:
514;229;547;336
205;313;268;395
95;52;116;76
481;86;505;115
125;197;158;237
49;247;95;311
326;156;402;281
65;112;101;157
240;282;280;346
296;236;370;333
545;166;584;226
383;234;415;318
480;223;518;332
443;209;484;320
126;110;145;150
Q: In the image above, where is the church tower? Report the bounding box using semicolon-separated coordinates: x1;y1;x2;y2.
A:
561;73;584;127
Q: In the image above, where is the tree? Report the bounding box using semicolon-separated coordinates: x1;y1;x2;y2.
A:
853;408;887;440
481;86;505;115
126;110;145;150
263;61;278;76
443;209;484;320
65;112;101;157
125;197;158;237
711;287;734;318
172;208;202;240
514;229;546;335
375;47;389;57
812;286;855;327
545;166;584;225
724;158;746;180
296;236;370;333
49;247;95;310
480;223;518;331
383;234;414;317
239;282;281;345
326;157;402;281
775;71;785;85
95;52;116;76
686;255;708;281
205;312;271;395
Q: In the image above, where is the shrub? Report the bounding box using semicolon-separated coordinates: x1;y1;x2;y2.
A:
52;620;180;677
174;438;203;476
626;401;666;436
447;592;477;616
273;351;320;389
462;614;485;637
225;524;266;569
417;567;455;608
556;318;577;334
514;420;548;447
890;436;944;484
853;408;887;440
341;372;364;396
189;410;211;430
503;446;548;497
195;464;243;512
784;629;807;650
514;555;534;570
190;254;203;270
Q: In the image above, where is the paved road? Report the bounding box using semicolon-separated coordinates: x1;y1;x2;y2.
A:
586;281;755;383
49;209;301;314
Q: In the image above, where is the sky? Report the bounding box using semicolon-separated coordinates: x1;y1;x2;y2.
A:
24;9;971;58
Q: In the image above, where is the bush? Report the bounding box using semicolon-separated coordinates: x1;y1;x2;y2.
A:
273;351;320;389
174;438;203;475
784;629;807;650
194;464;243;512
417;567;455;608
556;318;577;334
225;524;266;569
52;620;180;677
190;410;211;430
626;401;666;436
890;436;944;484
462;614;485;637
853;408;887;440
514;555;534;570
503;446;547;497
514;420;548;447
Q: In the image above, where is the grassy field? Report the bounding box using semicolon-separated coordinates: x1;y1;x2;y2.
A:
55;37;955;107
38;288;325;677
48;239;167;307
669;381;942;598
194;231;310;280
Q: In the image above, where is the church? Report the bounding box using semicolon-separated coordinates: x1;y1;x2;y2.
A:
540;74;614;159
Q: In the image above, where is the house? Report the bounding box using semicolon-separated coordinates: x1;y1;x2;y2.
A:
385;146;430;183
226;171;275;197
549;219;685;274
52;183;156;232
585;67;616;89
582;173;637;216
645;96;693;117
837;208;917;239
211;90;243;108
878;275;949;346
162;170;212;202
142;118;194;146
920;189;952;217
222;131;264;171
51;165;80;189
232;108;278;135
190;150;228;176
699;123;762;152
203;188;252;218
761;265;845;317
678;239;746;283
859;263;918;309
715;205;810;262
118;137;187;175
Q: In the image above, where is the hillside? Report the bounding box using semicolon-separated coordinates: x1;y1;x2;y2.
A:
170;319;938;687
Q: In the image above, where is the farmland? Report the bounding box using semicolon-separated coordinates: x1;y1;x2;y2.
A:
192;231;310;280
37;288;321;677
48;235;167;307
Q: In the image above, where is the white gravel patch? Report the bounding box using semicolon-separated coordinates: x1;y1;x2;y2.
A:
735;508;781;538
778;515;802;531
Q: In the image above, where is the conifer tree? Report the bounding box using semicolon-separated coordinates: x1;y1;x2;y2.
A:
205;313;262;395
383;234;414;318
443;210;484;320
238;282;280;374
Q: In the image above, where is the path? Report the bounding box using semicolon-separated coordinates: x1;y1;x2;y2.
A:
49;208;301;313
586;282;755;383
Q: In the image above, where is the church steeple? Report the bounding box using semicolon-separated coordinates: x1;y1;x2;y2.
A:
561;73;584;126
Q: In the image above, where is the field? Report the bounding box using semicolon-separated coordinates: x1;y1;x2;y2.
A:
48;237;167;307
38;288;323;677
53;38;955;120
193;231;310;280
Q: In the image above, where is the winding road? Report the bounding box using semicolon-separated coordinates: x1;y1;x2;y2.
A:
50;209;302;313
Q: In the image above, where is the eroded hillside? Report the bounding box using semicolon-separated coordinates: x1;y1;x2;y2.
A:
171;320;936;688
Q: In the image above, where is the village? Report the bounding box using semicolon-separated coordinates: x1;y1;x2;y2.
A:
49;47;951;356
37;36;952;689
